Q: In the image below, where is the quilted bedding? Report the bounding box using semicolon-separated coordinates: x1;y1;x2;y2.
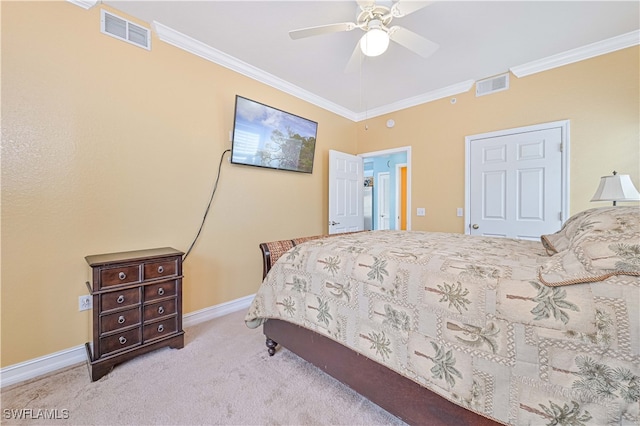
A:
245;207;639;425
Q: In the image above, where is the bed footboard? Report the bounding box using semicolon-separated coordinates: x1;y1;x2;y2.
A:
258;236;502;426
264;319;500;426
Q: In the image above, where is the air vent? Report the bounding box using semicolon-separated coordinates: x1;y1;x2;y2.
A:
101;10;151;50
475;73;509;97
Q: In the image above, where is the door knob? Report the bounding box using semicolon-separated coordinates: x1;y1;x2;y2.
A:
329;221;341;226
472;224;479;229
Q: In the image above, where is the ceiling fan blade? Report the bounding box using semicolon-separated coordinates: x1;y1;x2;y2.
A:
388;26;439;58
289;22;356;40
344;42;364;74
356;0;376;11
390;1;433;18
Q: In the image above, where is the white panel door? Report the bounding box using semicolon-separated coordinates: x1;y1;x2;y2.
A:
468;127;564;240
377;172;390;230
328;150;364;234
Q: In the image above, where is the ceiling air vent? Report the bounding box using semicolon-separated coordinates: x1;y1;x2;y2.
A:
101;10;151;50
476;73;509;97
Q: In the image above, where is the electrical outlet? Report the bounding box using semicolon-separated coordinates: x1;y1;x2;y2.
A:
79;295;92;311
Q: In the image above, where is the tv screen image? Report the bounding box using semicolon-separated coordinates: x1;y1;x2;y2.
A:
231;96;318;174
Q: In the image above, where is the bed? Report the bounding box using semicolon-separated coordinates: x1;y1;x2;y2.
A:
245;206;639;425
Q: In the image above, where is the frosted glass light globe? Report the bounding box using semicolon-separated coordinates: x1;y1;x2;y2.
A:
360;28;389;57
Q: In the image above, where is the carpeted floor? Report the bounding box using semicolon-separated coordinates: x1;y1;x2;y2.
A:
1;309;406;425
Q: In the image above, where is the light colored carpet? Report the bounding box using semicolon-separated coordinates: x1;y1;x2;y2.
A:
1;309;406;425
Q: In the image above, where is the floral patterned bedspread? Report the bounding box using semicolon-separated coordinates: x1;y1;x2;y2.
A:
245;228;639;425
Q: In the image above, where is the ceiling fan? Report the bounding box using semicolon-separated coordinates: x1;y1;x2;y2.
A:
289;0;438;71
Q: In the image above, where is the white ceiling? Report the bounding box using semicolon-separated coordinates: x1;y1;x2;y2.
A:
101;1;639;120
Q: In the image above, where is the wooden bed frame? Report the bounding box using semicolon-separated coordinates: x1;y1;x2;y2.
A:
259;237;502;426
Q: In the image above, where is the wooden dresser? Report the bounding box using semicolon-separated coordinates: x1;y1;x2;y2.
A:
84;247;185;381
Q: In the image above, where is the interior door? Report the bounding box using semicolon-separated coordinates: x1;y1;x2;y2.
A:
467;125;565;240
328;150;364;234
378;172;390;230
397;165;408;230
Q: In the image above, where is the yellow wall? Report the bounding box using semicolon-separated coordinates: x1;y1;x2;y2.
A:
1;2;356;367
357;47;639;233
2;1;638;368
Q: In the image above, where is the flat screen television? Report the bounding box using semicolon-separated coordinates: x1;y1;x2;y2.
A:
230;95;318;174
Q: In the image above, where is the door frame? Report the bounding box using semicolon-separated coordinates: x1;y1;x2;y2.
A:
464;120;570;235
360;146;412;230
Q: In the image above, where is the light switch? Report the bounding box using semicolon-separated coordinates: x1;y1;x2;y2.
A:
417;208;426;216
457;208;463;217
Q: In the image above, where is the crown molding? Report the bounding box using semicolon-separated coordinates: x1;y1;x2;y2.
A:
66;0;99;10
152;21;358;121
71;5;638;121
510;30;640;78
355;80;475;121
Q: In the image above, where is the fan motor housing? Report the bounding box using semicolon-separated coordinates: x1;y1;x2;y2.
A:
357;5;393;29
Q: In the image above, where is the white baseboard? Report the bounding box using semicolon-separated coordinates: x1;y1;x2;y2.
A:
182;294;254;328
0;294;255;388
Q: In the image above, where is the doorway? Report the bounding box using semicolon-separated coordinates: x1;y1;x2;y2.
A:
361;146;411;231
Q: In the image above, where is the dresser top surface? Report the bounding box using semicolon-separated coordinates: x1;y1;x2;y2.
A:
85;247;183;266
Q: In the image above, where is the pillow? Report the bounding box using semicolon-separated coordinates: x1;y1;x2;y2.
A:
539;236;640;286
540;206;639;255
538;206;640;286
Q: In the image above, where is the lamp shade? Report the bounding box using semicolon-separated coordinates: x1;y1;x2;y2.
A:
360;21;389;57
591;172;640;203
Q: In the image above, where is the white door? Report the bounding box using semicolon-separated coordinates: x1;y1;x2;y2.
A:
377;172;390;230
328;150;364;234
466;122;568;240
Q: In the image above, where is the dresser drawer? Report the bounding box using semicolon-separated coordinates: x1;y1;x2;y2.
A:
100;264;141;289
101;307;141;334
100;327;141;355
101;288;140;311
143;318;177;342
144;299;176;321
144;258;178;281
144;281;176;303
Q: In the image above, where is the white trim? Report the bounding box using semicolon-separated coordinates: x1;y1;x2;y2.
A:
72;8;636;119
66;0;98;10
359;146;412;230
152;21;357;122
182;294;254;328
0;294;255;388
464;120;570;234
510;30;639;78
355;80;475;121
0;345;87;389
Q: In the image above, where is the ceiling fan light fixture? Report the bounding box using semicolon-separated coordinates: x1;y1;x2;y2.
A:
360;26;389;57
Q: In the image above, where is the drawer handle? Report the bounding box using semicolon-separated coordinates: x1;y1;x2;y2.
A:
157;324;164;333
157;266;164;274
119;336;127;345
158;287;165;296
118;315;125;324
118;272;126;280
117;295;125;304
158;306;165;315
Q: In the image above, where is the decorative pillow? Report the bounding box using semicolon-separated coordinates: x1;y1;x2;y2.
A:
539;206;640;286
539;236;640;286
540;206;639;255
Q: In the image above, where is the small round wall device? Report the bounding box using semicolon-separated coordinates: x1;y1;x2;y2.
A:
386;119;395;128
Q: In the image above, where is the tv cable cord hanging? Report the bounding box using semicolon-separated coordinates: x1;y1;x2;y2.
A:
183;149;230;262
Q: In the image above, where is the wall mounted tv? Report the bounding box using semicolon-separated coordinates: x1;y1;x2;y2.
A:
231;95;318;174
